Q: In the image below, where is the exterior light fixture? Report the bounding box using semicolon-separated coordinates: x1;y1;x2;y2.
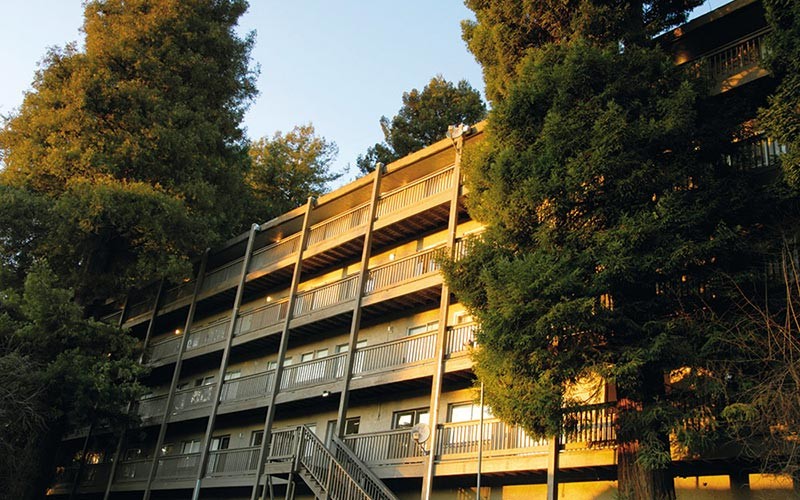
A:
322;390;331;397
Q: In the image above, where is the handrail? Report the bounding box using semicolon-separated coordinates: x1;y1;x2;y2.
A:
219;370;275;403
155;452;201;480
205;445;261;476
185;317;230;351
293;275;359;317
201;257;244;292
445;323;477;356
249;234;301;272
234;299;289;336
353;332;436;375
171;383;216;413
376;166;455;218
364;245;445;295
331;434;401;499
280;353;347;391
690;28;771;82
342;428;426;466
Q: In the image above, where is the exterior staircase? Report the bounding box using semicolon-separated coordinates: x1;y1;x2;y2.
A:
267;425;398;500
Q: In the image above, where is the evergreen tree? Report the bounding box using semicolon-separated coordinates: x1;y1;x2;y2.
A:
356;76;486;173
445;1;784;498
0;0;257;302
247;124;341;220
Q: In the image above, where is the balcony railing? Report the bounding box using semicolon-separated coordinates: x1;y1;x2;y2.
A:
438;419;548;458
160;280;195;308
364;245;444;296
727;134;788;170
445;323;477;356
155;452;200;480
185;318;229;352
134;394;168;420
249;234;301;273
205;446;260;477
268;427;300;459
126;299;152;319
702;29;769;83
352;332;436;375
343;428;426;466
100;310;123;325
376;166;455;218
307;202;371;247
171;383;216;414
201;258;244;293
280;353;347;391
146;335;182;363
114;458;150;482
293;275;359;317
220;370;275;403
561;403;617;449
234;299;289;336
53;463;111;490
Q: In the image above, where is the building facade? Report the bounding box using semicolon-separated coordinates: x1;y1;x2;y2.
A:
51;1;793;498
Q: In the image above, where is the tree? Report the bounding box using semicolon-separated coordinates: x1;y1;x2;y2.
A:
356;76;486;173
0;263;145;500
759;0;800;188
445;2;783;497
0;0;257;303
247;124;341;220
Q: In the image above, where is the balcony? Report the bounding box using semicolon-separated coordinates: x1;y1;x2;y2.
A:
145;335;182;364
154;452;200;481
220;370;276;405
171;383;216;415
248;234;302;275
699;28;771;93
343;428;426;468
280;353;347;391
205;446;261;477
375;166;454;220
114;458;150;484
134;395;168;421
50;463;111;493
307;202;371;249
185;318;229;354
293;275;360;320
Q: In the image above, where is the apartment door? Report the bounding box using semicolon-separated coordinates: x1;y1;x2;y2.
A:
207;435;230;475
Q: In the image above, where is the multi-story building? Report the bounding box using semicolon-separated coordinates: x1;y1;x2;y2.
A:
50;0;793;498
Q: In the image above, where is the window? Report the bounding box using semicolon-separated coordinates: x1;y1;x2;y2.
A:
250;430;264;447
181;439;201;454
267;360;278;371
408;321;438;336
393;408;430;429
454;311;473;324
223;370;241;381
207;435;231;474
344;417;360;435
448;402;492;423
301;351;314;363
124;448;144;461
336;340;367;353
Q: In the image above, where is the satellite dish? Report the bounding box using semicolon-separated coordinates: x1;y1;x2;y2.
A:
411;423;430;444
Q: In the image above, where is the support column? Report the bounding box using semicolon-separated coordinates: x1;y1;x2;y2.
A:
546;433;560;500
191;224;259;500
142;251;210;500
730;471;752;500
335;163;384;436
104;281;162;500
249;198;315;500
422;133;465;500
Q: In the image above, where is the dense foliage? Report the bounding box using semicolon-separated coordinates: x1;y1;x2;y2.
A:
356;76;486;173
0;0;257;302
247;124;341;220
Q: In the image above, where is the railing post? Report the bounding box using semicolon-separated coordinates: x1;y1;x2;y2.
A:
422;128;466;499
142;250;210;500
103;280;161;500
250;198;315;500
191;224;259;500
335;162;384;435
546;431;560;500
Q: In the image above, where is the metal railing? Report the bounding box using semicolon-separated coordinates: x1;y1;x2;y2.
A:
234;299;289;336
376;166;455;218
171;383;216;413
445;323;477;356
352;332;436;375
145;335;182;363
248;234;302;273
155;452;200;480
185;318;229;351
343;428;426;466
205;446;261;477
293;275;359;317
219;370;275;403
307;203;371;247
701;28;770;83
280;353;347;391
364;245;444;295
201;258;244;293
133;394;168;420
114;459;150;482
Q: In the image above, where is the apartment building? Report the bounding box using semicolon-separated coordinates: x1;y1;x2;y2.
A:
51;0;793;498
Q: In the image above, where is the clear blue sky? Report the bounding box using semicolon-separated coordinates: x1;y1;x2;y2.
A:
0;0;728;185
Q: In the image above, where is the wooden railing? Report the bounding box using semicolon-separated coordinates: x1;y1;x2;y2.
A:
353;332;436;375
330;435;400;500
201;258;244;293
114;459;150;482
445;323;477;356
155;452;200;480
307;202;371;247
364;245;444;295
701;28;770;83
293;275;359;317
185;318;229;351
205;446;260;477
220;370;275;403
100;310;123;325
234;299;289;336
126;299;152;319
376;166;455;218
160;280;194;308
343;428;426;466
727;134;788;170
171;383;216;413
249;234;301;273
438;419;548;458
561;403;616;449
134;394;168;420
146;335;182;363
280;353;347;391
268;427;300;459
53;463;111;489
